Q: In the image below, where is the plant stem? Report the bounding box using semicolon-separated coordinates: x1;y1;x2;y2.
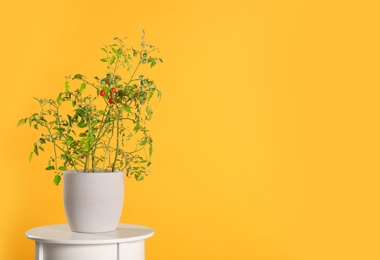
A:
84;114;91;172
103;111;115;171
52;105;61;172
128;60;142;85
89;106;111;171
91;145;96;172
112;107;121;171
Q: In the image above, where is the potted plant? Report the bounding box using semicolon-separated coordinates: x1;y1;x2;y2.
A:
18;31;163;233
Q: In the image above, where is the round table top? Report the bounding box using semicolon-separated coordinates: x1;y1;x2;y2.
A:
26;224;154;245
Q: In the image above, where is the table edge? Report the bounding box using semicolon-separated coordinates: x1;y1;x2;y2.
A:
25;224;155;245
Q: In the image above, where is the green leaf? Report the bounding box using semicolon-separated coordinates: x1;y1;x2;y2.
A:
53;175;61;186
134;171;144;181
124;105;131;113
110;56;115;65
65;81;70;92
148;88;155;99
100;58;107;62
29;152;33;162
148;58;157;68
138;93;147;104
57;94;62;106
45;165;55;170
157;90;162;100
101;47;107;52
78;122;87;128
146;106;152;118
75;108;85;116
133;123;141;133
84;140;90;151
73;74;83;80
34;143;39;156
67;114;72;124
140;138;147;146
17;118;27;127
59;166;67;171
149;145;153;156
80;82;86;93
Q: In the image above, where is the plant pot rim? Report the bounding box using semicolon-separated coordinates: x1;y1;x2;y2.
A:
63;170;124;174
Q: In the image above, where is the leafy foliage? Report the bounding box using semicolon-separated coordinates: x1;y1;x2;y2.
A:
18;32;163;185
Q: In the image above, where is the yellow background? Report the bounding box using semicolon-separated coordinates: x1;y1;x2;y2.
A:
1;0;380;259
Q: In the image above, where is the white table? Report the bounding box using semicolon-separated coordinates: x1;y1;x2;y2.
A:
26;224;154;260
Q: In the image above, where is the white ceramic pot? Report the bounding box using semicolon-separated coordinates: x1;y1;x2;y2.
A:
63;170;124;233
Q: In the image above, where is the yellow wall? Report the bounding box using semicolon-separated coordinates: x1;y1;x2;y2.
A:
1;0;380;259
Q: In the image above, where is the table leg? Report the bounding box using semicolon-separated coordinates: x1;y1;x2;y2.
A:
118;241;145;260
35;242;43;260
